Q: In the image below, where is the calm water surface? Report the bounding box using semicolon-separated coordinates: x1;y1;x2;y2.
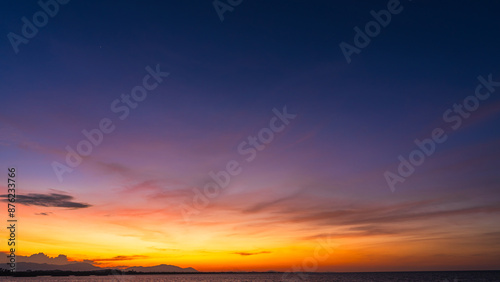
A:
1;271;499;281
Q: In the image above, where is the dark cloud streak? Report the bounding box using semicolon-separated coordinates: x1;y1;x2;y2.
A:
1;193;91;209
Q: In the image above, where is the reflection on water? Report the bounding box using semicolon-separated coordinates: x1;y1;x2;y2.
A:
1;271;499;282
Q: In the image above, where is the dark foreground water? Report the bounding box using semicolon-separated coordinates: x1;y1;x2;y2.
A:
1;271;499;281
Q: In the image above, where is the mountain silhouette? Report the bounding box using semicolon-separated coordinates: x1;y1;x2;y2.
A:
16;262;100;271
13;262;197;272
125;264;198;272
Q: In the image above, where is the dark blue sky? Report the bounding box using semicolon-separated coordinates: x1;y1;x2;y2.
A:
1;0;500;187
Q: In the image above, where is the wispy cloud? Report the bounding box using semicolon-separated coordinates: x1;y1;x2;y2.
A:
231;251;271;256
92;255;149;262
242;192;302;213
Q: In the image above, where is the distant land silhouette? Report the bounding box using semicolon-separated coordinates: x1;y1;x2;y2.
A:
126;264;197;272
11;262;198;272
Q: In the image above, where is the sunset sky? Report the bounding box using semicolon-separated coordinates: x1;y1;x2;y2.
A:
1;0;500;272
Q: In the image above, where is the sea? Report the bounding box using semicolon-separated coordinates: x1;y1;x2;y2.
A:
0;271;499;281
